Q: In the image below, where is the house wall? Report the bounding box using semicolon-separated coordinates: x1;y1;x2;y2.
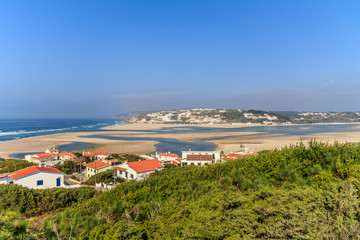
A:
15;172;64;189
182;160;213;166
116;166;164;181
181;151;221;162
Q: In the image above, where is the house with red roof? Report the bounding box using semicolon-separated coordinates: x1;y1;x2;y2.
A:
155;152;181;166
94;151;112;160
181;150;221;166
45;148;59;154
84;160;112;178
25;149;77;167
82;151;111;160
57;152;77;161
114;159;164;181
155;152;179;161
222;150;258;161
0;166;64;189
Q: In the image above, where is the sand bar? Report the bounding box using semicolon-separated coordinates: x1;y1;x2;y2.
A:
1;123;360;159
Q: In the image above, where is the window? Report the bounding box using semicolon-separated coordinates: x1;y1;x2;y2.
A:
37;180;43;186
9;181;13;184
191;163;194;165
130;174;134;179
198;163;201;166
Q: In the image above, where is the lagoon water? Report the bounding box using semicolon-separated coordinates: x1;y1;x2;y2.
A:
2;119;360;157
81;124;360;156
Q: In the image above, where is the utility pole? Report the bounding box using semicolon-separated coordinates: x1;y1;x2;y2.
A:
113;167;116;185
94;161;96;185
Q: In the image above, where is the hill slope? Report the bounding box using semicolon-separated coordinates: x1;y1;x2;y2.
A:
3;140;360;239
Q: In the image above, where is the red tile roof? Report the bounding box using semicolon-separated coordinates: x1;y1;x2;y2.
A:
113;166;127;171
224;153;241;158
83;152;95;157
186;154;213;161
32;153;57;159
127;159;164;173
157;153;179;157
9;166;64;180
85;160;110;170
94;151;111;157
58;152;77;158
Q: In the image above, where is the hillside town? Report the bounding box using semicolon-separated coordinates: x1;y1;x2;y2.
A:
125;108;360;125
0;147;260;189
128;108;288;125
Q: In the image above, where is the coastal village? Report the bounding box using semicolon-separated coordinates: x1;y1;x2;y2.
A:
126;108;360;125
0;147;260;189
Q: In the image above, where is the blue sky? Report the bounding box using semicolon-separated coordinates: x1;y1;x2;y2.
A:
1;0;360;118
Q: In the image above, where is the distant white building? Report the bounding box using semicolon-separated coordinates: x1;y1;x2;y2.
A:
181;150;221;166
114;159;164;181
25;149;77;167
0;166;64;189
155;152;181;166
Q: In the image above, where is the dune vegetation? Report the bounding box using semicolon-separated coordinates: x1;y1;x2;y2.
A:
2;140;360;239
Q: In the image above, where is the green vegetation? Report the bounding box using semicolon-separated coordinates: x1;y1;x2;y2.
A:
4;140;360;238
85;170;125;186
0;185;96;217
0;159;33;173
54;161;83;175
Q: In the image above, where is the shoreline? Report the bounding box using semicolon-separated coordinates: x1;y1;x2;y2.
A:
1;122;360;159
103;121;360;130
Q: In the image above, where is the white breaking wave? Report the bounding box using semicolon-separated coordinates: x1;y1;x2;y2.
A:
0;127;73;137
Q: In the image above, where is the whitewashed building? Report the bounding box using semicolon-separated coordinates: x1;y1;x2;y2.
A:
114;159;164;181
181;150;221;166
0;166;64;189
154;152;181;166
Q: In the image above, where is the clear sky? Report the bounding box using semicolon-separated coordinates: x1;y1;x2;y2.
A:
1;0;360;118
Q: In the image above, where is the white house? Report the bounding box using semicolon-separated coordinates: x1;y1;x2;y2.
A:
93;151;111;160
57;152;77;161
154;152;181;166
155;152;179;161
114;159;164;181
0;166;64;189
25;150;78;167
181;150;221;166
45;148;59;154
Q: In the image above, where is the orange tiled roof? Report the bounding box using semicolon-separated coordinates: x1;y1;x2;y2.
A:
127;159;164;173
32;153;57;159
186;154;213;161
113;166;127;171
94;151;111;156
85;160;110;170
58;152;76;158
157;153;179;157
83;152;95;157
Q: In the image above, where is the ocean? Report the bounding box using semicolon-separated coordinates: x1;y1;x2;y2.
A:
0;118;123;142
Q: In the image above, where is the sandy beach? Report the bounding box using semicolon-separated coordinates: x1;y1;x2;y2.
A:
1;123;360;159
